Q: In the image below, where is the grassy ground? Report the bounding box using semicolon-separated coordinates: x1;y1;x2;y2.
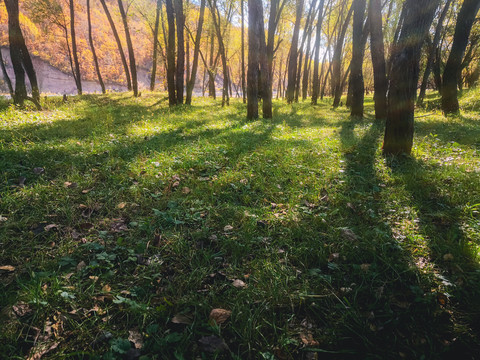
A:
0;90;479;359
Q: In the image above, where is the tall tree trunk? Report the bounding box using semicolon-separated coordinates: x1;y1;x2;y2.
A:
0;48;14;98
69;0;82;95
369;0;387;119
150;0;161;91
286;0;304;103
118;0;138;97
87;0;105;94
417;0;452;106
350;0;366;117
241;0;246;103
247;0;261;119
441;0;480;114
332;4;354;108
175;0;185;103
208;0;229;106
208;28;216;98
99;0;132;90
311;0;325;105
186;0;206;105
383;0;439;155
165;0;176;105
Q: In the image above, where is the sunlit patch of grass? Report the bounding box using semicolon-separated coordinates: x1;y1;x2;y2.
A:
0;92;479;359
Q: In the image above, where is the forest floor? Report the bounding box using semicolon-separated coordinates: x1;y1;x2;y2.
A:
1;90;479;359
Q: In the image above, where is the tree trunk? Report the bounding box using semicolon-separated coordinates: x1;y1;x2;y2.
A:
369;0;387;119
0;48;14;98
311;0;326;105
208;28;216;99
208;0;229;106
99;0;132;91
349;0;366;117
150;0;161;91
247;0;261;119
441;0;480;114
186;0;206;105
332;4;354;108
417;0;452;106
286;0;304;103
175;0;185;103
69;0;82;95
383;0;439;155
118;0;138;97
241;0;246;103
165;0;176;105
87;0;105;94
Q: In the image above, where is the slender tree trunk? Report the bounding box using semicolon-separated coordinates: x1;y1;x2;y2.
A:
383;0;439;155
311;0;325;106
286;0;304;103
208;29;216;98
175;0;185;103
241;0;246;103
441;0;480;114
417;0;452;105
69;0;82;95
118;0;138;97
99;0;132;90
87;0;105;94
165;0;176;105
247;0;261;119
186;0;206;105
208;0;229;106
349;0;366;117
0;48;14;98
150;0;161;91
332;4;354;107
369;0;387;119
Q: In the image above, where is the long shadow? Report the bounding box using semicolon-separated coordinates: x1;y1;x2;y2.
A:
389;157;480;357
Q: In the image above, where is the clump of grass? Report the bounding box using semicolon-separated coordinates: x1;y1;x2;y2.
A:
0;92;479;359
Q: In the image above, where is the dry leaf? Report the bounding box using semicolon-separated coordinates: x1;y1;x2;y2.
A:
76;261;86;271
33;167;44;175
171;313;193;325
300;332;320;346
182;187;191;194
198;335;229;353
209;308;231;326
64;181;77;188
44;224;58;231
0;265;15;272
128;329;144;349
12;302;32;317
341;228;358;241
18;176;26;187
117;202;126;209
443;253;454;261
102;284;111;293
232;279;247;288
223;225;233;232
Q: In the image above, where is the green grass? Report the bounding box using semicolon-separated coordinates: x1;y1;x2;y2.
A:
0;91;479;359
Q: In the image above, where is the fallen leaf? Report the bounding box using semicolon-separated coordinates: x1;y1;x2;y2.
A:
27;341;60;360
64;181;77;188
182;187;191;194
102;284;111;293
341;228;358;241
300;332;320;346
117;202;126;209
443;253;454;261
209;308;231;326
128;328;144;349
232;279;247;288
198;335;229;353
0;215;7;222
223;225;233;232
44;224;58;231
360;264;371;272
33;167;44;175
12;302;32;317
76;261;86;271
0;265;15;272
171;313;193;325
18;176;26;187
81;189;92;194
328;253;340;262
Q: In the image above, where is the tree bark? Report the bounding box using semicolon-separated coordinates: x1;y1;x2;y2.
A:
369;0;388;119
417;0;452;106
208;28;216;98
311;0;326;104
118;0;138;97
247;0;261;119
87;0;105;94
0;48;14;98
174;0;185;103
286;0;304;103
241;0;246;103
186;0;206;105
441;0;480;114
349;0;366;117
99;0;132;91
383;0;439;155
69;0;82;95
165;0;176;105
150;0;161;91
